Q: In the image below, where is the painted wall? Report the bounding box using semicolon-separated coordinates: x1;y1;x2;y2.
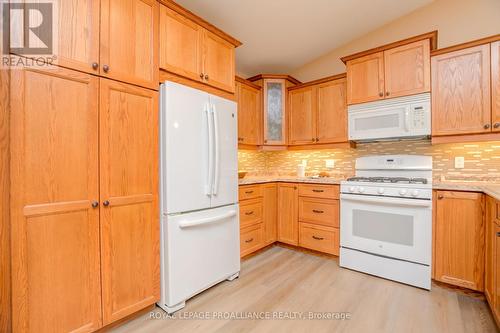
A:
291;0;500;81
238;140;500;182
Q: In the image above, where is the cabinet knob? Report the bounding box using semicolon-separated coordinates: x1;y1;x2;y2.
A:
103;200;110;207
204;74;209;81
484;124;491;129
379;92;383;97
103;65;110;73
200;73;204;79
316;138;319;142
92;62;99;70
264;139;268;143
438;195;444;200
386;92;390;97
494;123;500;129
497;232;500;237
91;201;99;208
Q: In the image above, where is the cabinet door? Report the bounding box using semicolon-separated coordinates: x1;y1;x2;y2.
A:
492;41;500;132
277;184;298;245
431;44;491;136
289;86;316;145
263;183;278;244
317;79;347;143
384;40;430;99
263;79;286;145
99;79;159;324
434;191;485;291
238;81;261;145
159;5;202;82
100;0;159;89
10;66;101;332
485;196;496;305
346;52;384;105
202;30;235;93
495;223;500;320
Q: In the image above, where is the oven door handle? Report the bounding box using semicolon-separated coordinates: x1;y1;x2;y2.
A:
341;194;432;207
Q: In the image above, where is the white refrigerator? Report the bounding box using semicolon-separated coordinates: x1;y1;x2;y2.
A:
158;82;240;313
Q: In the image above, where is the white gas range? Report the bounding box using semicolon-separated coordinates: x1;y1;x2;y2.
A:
340;155;432;290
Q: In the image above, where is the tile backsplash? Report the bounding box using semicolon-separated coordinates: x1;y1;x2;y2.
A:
238;140;500;181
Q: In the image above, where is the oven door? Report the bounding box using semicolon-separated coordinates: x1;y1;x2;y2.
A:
340;194;432;265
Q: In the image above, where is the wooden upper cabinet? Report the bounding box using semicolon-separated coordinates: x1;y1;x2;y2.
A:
237;79;261;145
99;79;159;324
202;30;235;93
263;79;287;145
289;86;316;145
100;0;159;89
492;41;500;132
431;44;491;136
10;66;102;332
159;5;202;81
277;184;298;246
346;52;384;105
317;78;347;143
384;40;430;99
434;191;485;291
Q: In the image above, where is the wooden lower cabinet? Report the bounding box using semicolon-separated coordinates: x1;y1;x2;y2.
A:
262;183;278;244
10;66;159;332
433;191;485;291
240;224;265;257
485;196;500;325
299;223;339;256
277;183;299;245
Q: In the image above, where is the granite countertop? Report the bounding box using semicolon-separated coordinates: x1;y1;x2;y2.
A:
239;177;500;200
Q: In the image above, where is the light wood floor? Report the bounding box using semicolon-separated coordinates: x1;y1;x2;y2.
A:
111;246;498;333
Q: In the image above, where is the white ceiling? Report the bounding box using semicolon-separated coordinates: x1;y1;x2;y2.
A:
176;0;434;78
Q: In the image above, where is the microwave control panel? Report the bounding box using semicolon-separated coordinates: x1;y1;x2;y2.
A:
410;105;429;130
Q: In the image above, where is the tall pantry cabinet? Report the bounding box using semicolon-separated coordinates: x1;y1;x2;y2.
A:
9;0;160;332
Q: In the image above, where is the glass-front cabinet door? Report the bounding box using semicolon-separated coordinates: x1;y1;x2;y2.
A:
263;79;286;145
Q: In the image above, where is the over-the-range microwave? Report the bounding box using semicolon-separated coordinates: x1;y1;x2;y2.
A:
348;93;431;142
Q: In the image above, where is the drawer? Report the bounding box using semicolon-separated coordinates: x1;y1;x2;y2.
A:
298;184;339;199
239;185;262;201
299;197;339;227
240;224;264;257
240;198;263;228
299;223;339;255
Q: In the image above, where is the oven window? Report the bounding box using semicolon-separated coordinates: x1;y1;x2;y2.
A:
352;209;414;246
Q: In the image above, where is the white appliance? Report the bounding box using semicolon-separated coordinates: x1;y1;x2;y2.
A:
348;93;431;142
340;155;432;290
158;82;240;313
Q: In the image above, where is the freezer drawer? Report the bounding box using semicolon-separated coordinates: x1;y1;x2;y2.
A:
159;205;240;310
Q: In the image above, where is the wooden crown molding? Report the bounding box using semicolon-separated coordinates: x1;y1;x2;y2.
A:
431;133;500;145
235;76;262;90
246;74;302;85
431;34;500;56
159;0;242;47
340;31;438;64
288;73;346;91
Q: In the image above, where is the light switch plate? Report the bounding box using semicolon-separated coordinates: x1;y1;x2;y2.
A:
325;159;335;169
455;157;465;169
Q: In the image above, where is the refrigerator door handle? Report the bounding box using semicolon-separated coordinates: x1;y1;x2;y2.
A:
211;104;220;196
178;210;237;228
205;103;214;196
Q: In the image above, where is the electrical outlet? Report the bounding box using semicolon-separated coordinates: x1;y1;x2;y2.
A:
455;157;465;169
325;159;335;169
301;159;308;167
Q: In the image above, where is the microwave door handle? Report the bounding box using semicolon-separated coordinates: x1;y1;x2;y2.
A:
341;194;431;207
404;109;411;132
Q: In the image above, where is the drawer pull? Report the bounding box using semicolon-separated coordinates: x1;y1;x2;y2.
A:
245;238;254;243
245;191;254;194
312;235;324;241
312;189;324;193
497;232;500;237
245;211;254;215
312;209;324;214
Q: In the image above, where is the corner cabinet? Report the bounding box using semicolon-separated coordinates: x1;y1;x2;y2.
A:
10;65;159;332
344;35;433;105
288;76;348;146
159;3;239;93
433;191;485;291
277;183;299;245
